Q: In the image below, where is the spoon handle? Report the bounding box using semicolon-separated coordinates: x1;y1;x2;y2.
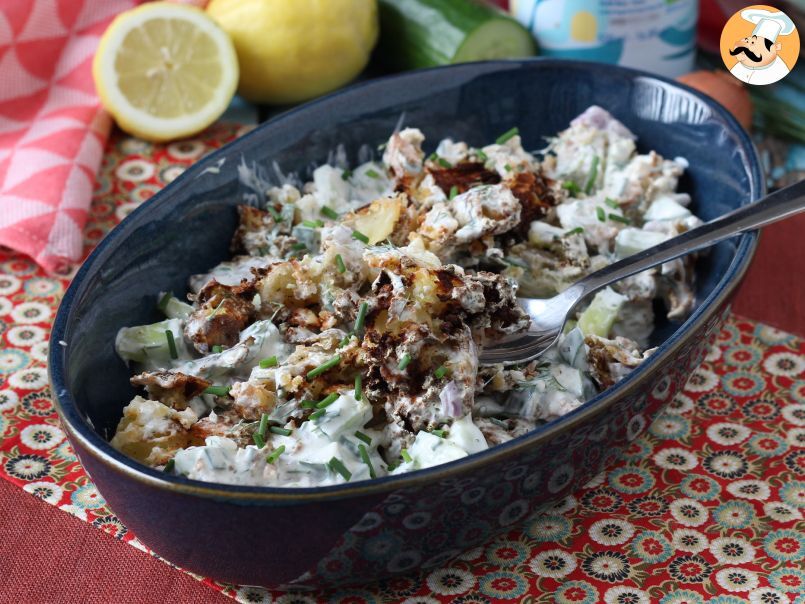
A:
572;179;805;300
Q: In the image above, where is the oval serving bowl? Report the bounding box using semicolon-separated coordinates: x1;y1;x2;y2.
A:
50;59;762;588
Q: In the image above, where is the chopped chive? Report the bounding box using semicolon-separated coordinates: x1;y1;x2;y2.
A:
339;332;353;348
328;457;352;481
351;229;370;244
270;426;292;436
335;254;346;274
204;385;230;397
164;459;175;473
358;444;376;479
504;163;512;172
476;149;488;162
584;155;600;194
427;152;438;162
300;399;318;409
502;257;529;269
449;185;459;199
490;417;509;428
259;356;278;369
401;449;412;463
157;292;172;312
253;433;266;448
354;375;362;400
354;302;369;333
604;197;620;209
398;353;412;371
341;169;352;181
564;227;585;237
495;126;519;145
387;461;399;471
309;408;326;421
302;219;324;229
266;445;285;464
212;345;223;354
434;365;448;379
365;168;380;179
257;413;269;438
596;206;606;222
609;213;630;224
355;431;372;445
377;142;387;151
291;242;307;251
437;157;452;168
431;429;447;438
562;181;581;196
268;206;283;222
321;206;340;220
307;355;341;380
165;330;178;359
317;392;339;409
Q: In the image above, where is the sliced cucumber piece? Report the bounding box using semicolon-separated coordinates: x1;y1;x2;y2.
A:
577;287;628;338
378;0;536;70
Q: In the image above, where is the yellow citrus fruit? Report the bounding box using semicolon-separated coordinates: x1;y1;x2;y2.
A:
93;2;239;142
206;0;378;105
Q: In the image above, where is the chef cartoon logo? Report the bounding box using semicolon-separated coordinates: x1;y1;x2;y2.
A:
720;5;799;86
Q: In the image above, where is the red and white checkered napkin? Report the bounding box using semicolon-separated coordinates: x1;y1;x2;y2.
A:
0;0;134;273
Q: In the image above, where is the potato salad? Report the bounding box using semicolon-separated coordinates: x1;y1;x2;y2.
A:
111;106;702;487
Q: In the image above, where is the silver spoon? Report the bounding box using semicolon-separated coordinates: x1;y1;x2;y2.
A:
480;179;805;366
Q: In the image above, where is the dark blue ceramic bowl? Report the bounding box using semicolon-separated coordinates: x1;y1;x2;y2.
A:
50;59;762;588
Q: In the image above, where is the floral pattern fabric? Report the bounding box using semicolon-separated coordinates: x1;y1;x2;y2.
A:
0;126;803;603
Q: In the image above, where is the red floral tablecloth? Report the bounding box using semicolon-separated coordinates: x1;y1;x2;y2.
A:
0;126;803;603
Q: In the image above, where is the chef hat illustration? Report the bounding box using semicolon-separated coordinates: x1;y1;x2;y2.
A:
741;8;796;42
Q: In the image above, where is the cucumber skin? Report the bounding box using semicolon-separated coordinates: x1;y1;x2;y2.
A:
378;0;534;70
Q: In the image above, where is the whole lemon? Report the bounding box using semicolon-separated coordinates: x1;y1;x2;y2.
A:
206;0;378;105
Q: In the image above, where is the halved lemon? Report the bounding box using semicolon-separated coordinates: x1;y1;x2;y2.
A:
93;2;239;142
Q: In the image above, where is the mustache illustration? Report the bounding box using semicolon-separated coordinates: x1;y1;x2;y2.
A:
730;46;763;62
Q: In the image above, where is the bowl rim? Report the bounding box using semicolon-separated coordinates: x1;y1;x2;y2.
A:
49;57;764;502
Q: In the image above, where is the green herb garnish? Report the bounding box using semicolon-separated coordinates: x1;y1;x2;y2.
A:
476;149;488;162
259;356;278;369
354;302;368;333
355;431;372;445
299;400;318;409
253;433;266;448
257;413;269;438
270;426;292;436
604;197;620;209
164;459;175;473
434;365;448;379
341;170;352;181
328;457;352;481
431;429;447;438
358;444;376;479
564;227;585;237
504;163;512;172
585;155;599;194
596;206;606;222
351;229;369;244
204;385;230;397
212;345;223;354
609;213;630;224
562;180;581;196
401;449;412;463
316;392;339;409
449;185;458;200
321;206;340;220
354;375;362;400
335;254;346;273
495;127;519;145
302;219;324;229
339;332;353;348
437;157;452;169
398;353;412;370
427;152;438;162
307;355;341;380
309;408;326;421
165;330;178;359
365;168;380;179
268;206;283;222
266;445;285;464
291;242;307;251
